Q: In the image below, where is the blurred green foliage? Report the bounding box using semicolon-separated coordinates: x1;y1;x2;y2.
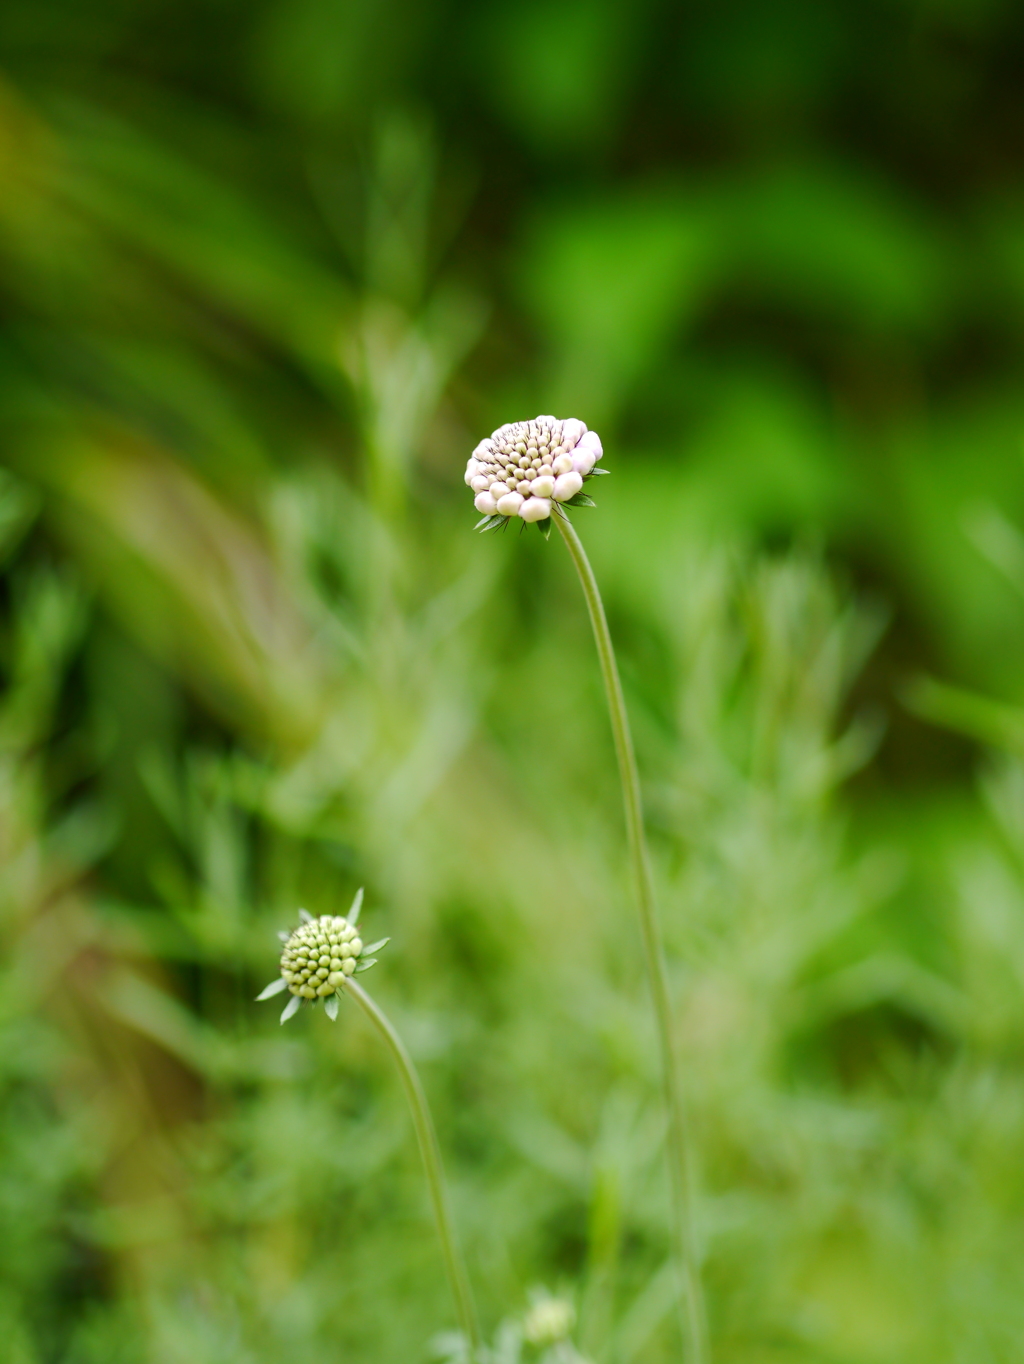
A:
3;1;1024;1360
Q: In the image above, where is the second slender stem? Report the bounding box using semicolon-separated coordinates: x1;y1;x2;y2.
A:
553;510;708;1364
346;978;481;1357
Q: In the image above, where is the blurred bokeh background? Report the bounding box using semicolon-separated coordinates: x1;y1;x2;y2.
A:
3;1;1024;1360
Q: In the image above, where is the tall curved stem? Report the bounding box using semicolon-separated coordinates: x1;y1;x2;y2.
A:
346;978;481;1357
553;510;709;1364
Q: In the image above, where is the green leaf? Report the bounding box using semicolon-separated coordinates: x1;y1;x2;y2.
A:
280;994;301;1024
298;908;313;924
276;930;290;942
255;977;288;1001
348;887;364;926
363;938;390;955
354;957;377;972
587;466;610;476
535;516;552;540
324;994;340;1021
564;492;597;508
475;514;506;532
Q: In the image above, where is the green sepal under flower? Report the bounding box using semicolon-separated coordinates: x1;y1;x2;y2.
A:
255;888;390;1023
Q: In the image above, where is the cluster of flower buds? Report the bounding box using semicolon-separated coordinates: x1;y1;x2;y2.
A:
256;891;390;1022
464;415;603;526
280;915;364;996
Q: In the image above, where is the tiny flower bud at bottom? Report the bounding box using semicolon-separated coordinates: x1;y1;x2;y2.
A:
531;475;555;498
475;491;498;514
497;490;524;516
572;449;596;476
554;471;583;501
519;496;551;522
524;1297;576;1347
471;474;490;492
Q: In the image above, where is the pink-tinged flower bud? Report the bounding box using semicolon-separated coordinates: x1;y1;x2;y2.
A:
496;490;524;516
473;441;493;460
531;474;555;498
490;481;511;499
554;471;583;502
552;453;574;475
464;458;481;487
578;430;602;459
572;430;602;475
475;491;498;514
471;474;490;492
519;496;552;522
561;418;586;449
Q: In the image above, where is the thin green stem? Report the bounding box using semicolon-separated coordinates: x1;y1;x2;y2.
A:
553;510;709;1364
346;978;481;1357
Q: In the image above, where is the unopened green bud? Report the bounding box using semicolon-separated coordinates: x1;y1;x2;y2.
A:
523;1294;575;1347
257;889;391;1022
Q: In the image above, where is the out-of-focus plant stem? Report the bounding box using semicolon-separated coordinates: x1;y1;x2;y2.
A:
553;509;709;1364
346;978;481;1357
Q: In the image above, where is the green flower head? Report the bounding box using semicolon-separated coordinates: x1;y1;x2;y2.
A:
255;889;390;1022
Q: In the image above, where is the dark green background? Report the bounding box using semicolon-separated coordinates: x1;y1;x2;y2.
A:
2;2;1024;1361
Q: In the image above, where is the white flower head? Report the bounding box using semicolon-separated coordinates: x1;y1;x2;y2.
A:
465;415;606;537
255;889;391;1023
